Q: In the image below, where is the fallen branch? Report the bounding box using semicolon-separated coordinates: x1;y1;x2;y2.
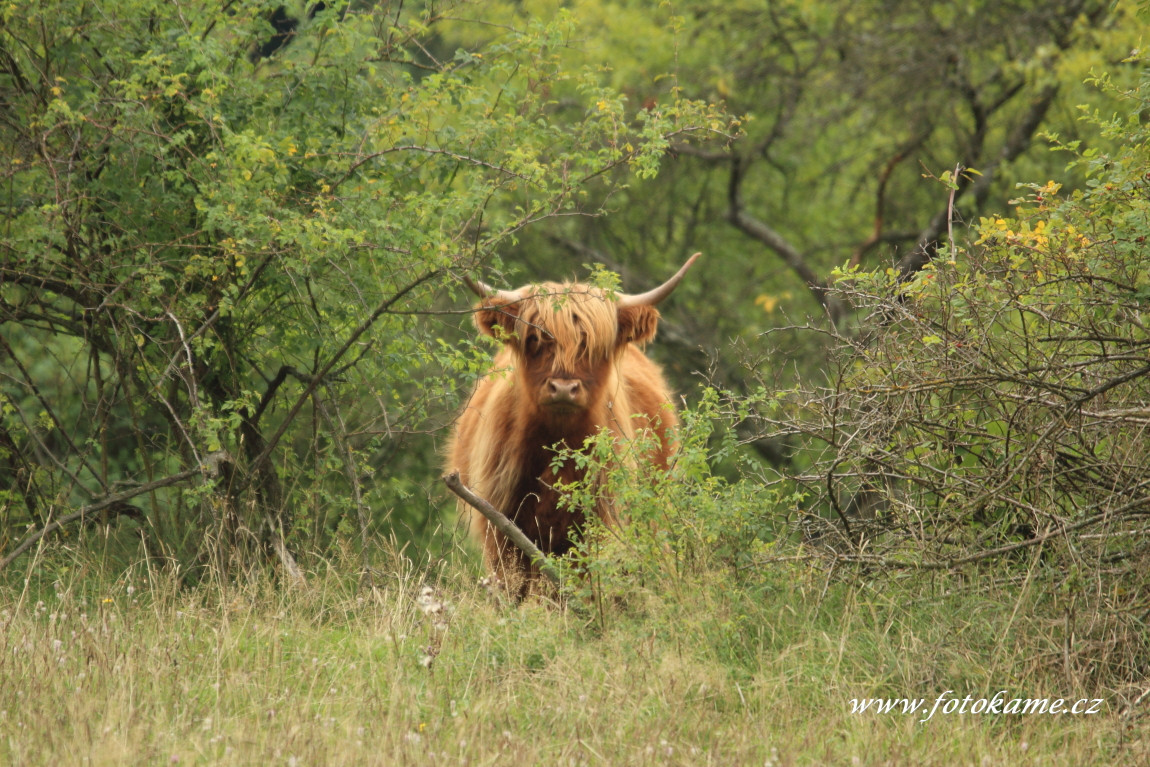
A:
442;471;561;585
0;455;226;572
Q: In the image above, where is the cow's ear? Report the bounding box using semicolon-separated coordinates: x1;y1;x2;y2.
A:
616;305;660;346
475;300;522;342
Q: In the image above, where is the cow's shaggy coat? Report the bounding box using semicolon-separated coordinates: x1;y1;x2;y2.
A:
446;257;697;596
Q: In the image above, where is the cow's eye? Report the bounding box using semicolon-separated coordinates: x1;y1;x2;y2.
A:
525;334;543;358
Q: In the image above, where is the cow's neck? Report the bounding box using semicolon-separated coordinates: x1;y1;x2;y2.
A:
506;408;605;554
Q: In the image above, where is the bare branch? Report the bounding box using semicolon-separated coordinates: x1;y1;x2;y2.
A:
725;156;846;324
236;269;442;495
442;471;561;585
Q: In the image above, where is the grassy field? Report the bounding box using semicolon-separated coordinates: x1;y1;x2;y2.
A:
2;543;1146;767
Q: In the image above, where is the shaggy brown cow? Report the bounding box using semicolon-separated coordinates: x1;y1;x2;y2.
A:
446;255;699;596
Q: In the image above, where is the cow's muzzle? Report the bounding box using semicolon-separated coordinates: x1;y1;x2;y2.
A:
543;378;584;410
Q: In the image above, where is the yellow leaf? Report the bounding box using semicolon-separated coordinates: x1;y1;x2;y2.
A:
755;294;780;313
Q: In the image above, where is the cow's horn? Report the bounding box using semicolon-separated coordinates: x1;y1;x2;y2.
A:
617;253;701;308
464;275;526;304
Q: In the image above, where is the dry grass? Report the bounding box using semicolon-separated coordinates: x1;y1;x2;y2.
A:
0;550;1146;766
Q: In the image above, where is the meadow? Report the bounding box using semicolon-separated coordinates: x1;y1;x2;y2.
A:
2;541;1144;766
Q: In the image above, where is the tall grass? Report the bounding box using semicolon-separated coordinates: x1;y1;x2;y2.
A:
1;538;1143;766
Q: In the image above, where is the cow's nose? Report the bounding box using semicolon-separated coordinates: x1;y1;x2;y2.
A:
546;378;582;403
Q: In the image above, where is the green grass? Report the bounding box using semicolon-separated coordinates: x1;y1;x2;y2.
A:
0;549;1145;766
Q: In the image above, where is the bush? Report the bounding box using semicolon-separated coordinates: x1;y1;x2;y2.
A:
735;66;1150;690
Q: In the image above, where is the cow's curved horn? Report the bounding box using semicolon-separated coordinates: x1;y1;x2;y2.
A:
617;253;701;308
464;275;526;304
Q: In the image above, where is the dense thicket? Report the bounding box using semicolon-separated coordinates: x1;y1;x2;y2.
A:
0;0;725;577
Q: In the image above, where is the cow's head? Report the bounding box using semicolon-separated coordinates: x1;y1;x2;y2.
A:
466;254;699;418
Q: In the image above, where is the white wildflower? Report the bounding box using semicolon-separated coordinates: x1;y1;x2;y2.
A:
416;586;443;616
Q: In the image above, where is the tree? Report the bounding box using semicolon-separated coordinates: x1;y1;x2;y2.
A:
0;0;727;578
449;0;1145;480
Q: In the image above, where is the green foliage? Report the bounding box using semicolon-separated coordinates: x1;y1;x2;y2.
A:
728;61;1150;691
456;0;1147;414
819;64;1150;555
5;3;1150;759
0;0;728;575
542;391;788;626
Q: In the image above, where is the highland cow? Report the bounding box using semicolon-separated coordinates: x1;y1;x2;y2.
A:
446;254;699;596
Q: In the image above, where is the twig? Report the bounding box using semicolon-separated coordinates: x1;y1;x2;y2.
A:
745;492;1150;574
947;162;961;262
442;471;561;585
312;391;373;588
